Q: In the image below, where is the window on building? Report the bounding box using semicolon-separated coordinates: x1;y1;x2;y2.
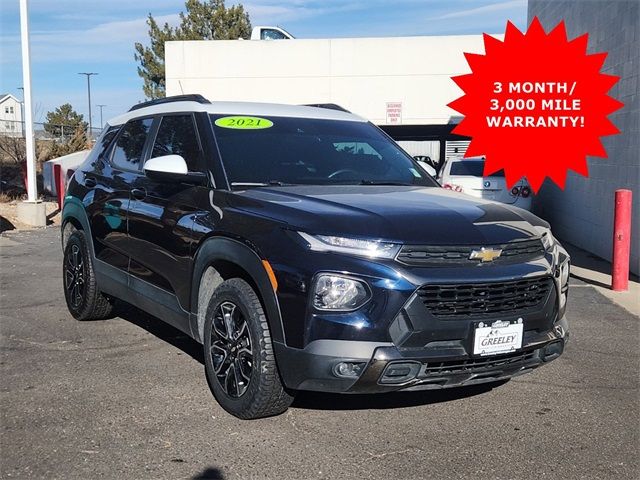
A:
9;106;14;114
4;107;8;114
151;115;203;172
110;118;153;171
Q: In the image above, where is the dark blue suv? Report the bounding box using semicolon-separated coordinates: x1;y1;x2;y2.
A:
61;95;570;419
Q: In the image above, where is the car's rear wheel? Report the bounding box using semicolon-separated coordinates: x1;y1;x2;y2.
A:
203;278;293;419
63;230;115;320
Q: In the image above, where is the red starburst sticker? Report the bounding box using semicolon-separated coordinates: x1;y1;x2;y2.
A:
447;17;624;192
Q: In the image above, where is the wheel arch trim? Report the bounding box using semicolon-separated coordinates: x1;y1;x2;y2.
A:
190;236;286;346
61;197;94;256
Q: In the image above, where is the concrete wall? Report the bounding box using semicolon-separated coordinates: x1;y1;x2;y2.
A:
528;0;639;275
165;35;495;126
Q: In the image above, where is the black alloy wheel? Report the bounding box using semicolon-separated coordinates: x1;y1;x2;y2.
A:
62;229;114;320
65;243;86;310
210;301;254;398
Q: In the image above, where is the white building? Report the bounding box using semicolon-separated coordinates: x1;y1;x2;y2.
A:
165;35;495;164
0;93;23;137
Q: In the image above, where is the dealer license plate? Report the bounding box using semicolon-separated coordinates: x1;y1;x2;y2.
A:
473;320;523;356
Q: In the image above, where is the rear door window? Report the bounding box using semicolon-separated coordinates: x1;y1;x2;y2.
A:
151;114;204;172
110;118;153;171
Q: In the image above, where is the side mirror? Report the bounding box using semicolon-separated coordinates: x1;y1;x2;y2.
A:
143;155;207;185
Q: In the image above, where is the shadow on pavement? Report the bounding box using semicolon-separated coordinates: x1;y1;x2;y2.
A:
0;215;16;232
116;302;204;365
292;381;504;411
191;467;225;480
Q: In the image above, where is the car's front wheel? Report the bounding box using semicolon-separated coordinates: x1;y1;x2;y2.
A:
63;230;115;320
203;278;293;419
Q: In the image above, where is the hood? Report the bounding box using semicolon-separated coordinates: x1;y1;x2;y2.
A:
230;185;548;245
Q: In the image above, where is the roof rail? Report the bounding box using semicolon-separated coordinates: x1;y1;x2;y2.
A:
302;103;351;113
128;94;211;112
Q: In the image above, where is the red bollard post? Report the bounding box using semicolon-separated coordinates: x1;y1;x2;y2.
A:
53;164;64;210
611;189;632;291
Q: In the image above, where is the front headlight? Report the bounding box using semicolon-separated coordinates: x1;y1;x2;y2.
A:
298;232;401;259
559;260;570;288
313;274;370;311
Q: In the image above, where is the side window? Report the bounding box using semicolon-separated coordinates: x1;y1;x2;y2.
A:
83;126;119;166
261;28;288;40
151;115;203;172
111;118;153;171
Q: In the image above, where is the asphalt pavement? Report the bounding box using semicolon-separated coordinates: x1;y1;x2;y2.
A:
1;228;638;480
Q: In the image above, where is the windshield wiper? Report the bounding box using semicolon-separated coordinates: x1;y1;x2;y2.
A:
359;180;414;186
231;180;297;188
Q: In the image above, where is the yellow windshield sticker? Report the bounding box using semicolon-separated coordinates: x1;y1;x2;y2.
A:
215;116;273;129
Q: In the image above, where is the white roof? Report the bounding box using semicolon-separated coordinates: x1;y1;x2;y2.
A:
0;93;19;104
107;100;365;127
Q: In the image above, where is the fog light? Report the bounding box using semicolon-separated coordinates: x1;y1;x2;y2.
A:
543;341;564;361
333;362;366;378
379;361;421;384
313;274;370;311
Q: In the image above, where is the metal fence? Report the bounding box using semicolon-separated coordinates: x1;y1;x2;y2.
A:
0;119;102;142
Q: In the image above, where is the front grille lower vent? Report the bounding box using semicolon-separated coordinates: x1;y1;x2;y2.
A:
417;276;552;318
420;350;537;377
396;238;545;267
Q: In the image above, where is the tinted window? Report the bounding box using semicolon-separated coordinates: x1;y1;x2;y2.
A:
450;160;505;177
83;126;119;166
151;115;203;172
211;115;438;188
261;29;288;40
111;118;153;171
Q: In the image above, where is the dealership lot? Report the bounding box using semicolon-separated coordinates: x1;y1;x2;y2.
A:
1;228;638;480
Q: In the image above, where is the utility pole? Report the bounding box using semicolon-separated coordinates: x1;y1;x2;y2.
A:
17;0;45;226
97;104;106;129
78;72;98;137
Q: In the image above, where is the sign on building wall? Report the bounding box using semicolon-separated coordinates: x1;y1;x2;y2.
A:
386;102;402;124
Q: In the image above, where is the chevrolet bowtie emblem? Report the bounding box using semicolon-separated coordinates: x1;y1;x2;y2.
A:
469;247;503;262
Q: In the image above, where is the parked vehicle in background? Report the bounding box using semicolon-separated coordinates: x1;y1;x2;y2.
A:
250;26;294;40
438;157;533;210
61;95;569;419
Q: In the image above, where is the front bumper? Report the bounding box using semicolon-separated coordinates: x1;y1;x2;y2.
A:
274;316;568;393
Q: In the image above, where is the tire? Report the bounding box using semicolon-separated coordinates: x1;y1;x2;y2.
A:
63;230;115;321
203;278;293;419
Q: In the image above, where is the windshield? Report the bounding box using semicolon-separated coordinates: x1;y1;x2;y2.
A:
211;114;438;188
449;160;505;177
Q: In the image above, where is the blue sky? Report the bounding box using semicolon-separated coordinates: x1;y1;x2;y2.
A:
0;0;526;126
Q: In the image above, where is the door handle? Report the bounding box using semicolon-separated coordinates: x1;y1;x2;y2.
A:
131;188;147;200
85;176;97;188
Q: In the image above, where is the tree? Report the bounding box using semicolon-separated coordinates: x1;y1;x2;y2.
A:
134;0;252;99
43;103;87;138
48;126;89;159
